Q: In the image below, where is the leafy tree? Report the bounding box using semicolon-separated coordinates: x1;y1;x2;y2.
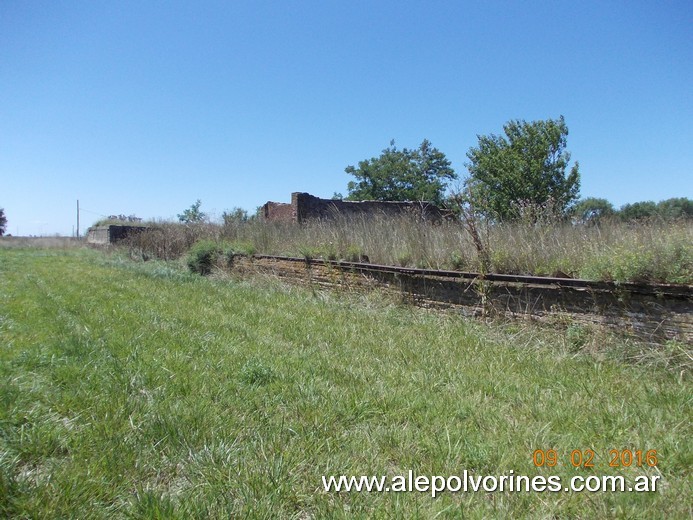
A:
465;116;580;221
0;208;6;236
345;139;457;205
619;201;657;221
222;207;249;225
572;197;615;224
177;199;207;224
618;198;692;221
656;197;693;220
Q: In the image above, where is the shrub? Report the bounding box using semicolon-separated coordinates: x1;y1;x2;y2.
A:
396;251;412;267
450;251;469;271
298;246;322;261
344;245;367;263
186;240;221;275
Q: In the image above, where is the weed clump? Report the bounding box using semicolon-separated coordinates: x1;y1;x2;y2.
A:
565;323;590;352
186;240;221;275
240;360;276;386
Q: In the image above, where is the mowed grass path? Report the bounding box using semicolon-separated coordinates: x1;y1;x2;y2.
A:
0;248;690;518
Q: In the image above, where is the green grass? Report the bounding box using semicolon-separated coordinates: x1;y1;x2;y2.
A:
0;248;690;518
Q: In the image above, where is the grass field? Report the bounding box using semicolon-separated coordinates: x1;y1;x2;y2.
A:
0;247;690;518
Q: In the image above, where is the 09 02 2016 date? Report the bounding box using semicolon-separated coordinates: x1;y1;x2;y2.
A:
532;449;658;468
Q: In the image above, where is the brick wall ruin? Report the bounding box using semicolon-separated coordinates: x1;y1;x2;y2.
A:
261;192;449;223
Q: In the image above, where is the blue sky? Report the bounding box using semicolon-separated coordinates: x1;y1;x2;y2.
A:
2;0;691;236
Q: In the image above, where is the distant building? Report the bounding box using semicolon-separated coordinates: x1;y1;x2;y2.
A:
261;192;450;224
86;224;147;245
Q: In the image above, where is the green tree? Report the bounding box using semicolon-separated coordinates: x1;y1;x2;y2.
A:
178;200;207;224
465;116;580;221
656;197;693;220
619;201;657;221
0;208;6;236
222;207;249;225
572;197;615;225
345;139;456;205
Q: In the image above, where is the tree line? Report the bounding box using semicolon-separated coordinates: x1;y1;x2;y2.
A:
5;113;686;238
572;197;692;224
339;116;691;223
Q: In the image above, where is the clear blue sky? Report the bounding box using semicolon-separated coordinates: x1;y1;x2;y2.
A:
2;0;691;236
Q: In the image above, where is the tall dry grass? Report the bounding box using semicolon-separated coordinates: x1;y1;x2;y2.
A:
123;215;692;284
122;221;219;261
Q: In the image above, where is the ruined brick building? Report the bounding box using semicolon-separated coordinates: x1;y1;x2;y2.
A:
261;192;449;223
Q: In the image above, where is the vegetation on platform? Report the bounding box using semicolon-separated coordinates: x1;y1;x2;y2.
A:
121;215;693;284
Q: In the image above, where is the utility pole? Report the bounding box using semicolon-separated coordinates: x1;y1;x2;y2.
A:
77;199;80;239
